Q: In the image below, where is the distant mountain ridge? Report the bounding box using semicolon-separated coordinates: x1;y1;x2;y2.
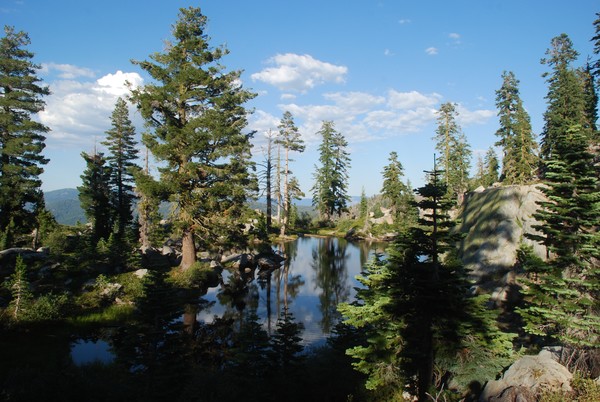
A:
44;188;85;226
44;189;360;226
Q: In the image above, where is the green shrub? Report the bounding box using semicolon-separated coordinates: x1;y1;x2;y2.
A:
24;292;70;321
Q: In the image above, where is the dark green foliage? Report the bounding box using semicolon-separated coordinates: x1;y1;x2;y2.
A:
540;34;589;161
340;167;516;401
78;151;113;244
517;34;600;349
0;26;50;242
311;120;351;221
495;71;538;184
519;125;600;347
112;268;188;401
483;147;500;187
130;7;256;266
268;309;305;373
7;256;31;320
360;187;368;219
380;151;416;230
101;97;139;239
433;102;471;201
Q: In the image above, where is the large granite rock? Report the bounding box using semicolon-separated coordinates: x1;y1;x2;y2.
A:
479;353;572;401
457;185;547;284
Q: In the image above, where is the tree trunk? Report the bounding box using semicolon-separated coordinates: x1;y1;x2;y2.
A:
266;145;272;231
280;148;289;237
180;228;196;270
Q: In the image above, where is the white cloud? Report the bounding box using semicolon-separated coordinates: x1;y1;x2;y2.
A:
323;91;385;114
249;91;494;156
449;32;461;45
384;48;394;56
387;90;441;110
39;70;144;147
364;107;437;133
280;93;297;100
251;53;348;92
95;70;144;96
40;62;96;79
425;47;438;56
455;104;495;125
399;19;411;24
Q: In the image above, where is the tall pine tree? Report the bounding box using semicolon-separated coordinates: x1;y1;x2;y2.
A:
340;165;514;400
0;26;50;243
495;71;538;184
101;97;139;239
130;7;256;269
276;111;305;236
381;151;414;230
518;34;600;348
433;102;471;201
311;121;350;221
540;34;588;161
78;151;113;244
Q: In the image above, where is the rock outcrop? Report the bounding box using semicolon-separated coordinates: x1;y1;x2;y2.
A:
479;352;573;401
458;185;547;283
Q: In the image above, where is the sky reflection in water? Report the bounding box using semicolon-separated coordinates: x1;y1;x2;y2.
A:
199;236;386;347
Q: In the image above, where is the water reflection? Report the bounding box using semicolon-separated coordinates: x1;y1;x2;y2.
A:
199;236;384;345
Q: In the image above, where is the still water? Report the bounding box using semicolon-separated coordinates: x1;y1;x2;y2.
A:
70;236;386;363
198;236;385;346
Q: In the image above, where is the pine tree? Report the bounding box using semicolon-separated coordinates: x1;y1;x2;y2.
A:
519;123;600;347
433;102;471;201
101;97;139;238
359;187;368;220
311;121;351;221
268;309;305;373
0;26;50;242
483;147;500;186
8;255;31;320
540;34;588;161
130;7;256;269
276;111;305;236
381;151;414;229
340;165;514;400
495;71;538;184
578;63;598;133
78;151;113;244
135;149;166;250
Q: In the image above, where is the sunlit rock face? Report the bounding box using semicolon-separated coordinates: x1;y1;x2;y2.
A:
456;185;547;300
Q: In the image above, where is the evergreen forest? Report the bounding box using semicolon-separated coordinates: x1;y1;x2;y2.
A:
0;6;599;402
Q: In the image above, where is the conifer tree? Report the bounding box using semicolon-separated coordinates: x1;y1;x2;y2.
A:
78;151;113;244
483;147;500;186
276;111;305;236
130;7;256;269
101;97;139;238
516;33;600;350
519;123;600;347
578;63;598;133
540;34;588;161
340;165;514;400
311;121;350;221
9;255;31;320
0;26;50;242
433;102;471;201
381;151;414;229
359;187;368;220
495;71;538;184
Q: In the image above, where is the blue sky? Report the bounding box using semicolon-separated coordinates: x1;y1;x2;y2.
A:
3;0;598;197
